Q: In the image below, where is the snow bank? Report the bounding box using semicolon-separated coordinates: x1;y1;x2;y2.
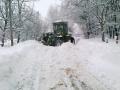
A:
76;39;120;90
0;39;120;90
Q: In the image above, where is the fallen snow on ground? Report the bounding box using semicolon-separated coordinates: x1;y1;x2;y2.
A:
0;39;120;90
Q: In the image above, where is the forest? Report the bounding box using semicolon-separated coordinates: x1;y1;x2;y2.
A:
0;0;120;46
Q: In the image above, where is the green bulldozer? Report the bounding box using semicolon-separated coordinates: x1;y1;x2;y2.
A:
41;21;75;46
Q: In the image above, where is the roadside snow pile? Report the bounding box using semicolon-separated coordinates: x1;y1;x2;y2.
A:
0;39;120;90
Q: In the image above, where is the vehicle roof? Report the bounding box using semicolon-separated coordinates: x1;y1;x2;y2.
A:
53;21;68;24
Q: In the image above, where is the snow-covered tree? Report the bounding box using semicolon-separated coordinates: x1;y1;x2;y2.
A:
0;0;44;46
60;0;120;41
0;0;9;46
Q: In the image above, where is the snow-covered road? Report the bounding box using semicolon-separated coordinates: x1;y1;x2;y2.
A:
0;39;120;90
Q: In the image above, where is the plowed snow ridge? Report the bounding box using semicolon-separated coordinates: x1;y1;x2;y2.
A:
0;39;120;90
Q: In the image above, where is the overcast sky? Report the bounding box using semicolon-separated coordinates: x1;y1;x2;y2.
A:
33;0;61;18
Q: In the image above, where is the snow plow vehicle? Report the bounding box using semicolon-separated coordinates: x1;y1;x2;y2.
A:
41;21;75;46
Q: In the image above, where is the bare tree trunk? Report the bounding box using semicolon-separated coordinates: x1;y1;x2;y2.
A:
101;23;105;42
9;0;14;46
102;31;105;42
17;0;22;43
1;19;7;47
1;0;8;47
17;31;20;43
1;25;7;47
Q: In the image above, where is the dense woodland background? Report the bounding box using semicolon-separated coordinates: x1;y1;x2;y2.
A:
0;0;120;46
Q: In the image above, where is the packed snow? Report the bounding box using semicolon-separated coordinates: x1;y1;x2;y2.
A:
0;39;120;90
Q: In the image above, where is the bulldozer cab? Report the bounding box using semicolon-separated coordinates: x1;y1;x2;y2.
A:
53;22;68;36
40;21;75;46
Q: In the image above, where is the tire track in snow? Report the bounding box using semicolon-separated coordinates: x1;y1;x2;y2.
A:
0;41;115;90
